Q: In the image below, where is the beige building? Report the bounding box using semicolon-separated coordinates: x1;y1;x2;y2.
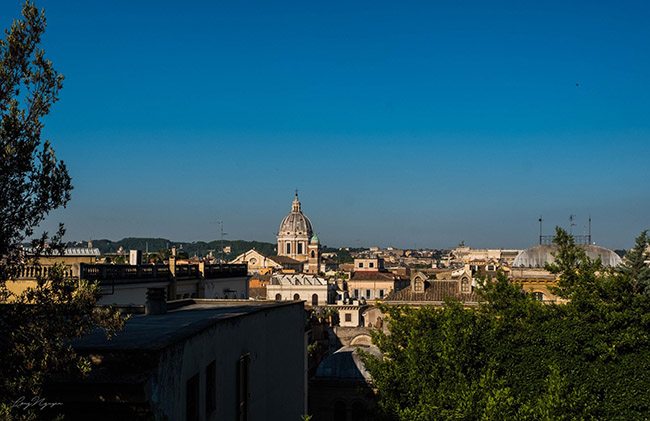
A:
453;246;523;266
229;248;302;274
7;247;100;296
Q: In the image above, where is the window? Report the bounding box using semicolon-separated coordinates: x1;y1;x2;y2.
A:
312;294;318;306
358;262;364;268
206;361;216;416
186;373;199;421
532;291;544;301
379;289;385;298
461;277;470;293
311;250;315;258
293;293;300;300
286;243;291;254
345;313;352;322
365;289;371;299
353;289;359;298
297;242;303;254
237;354;250;421
369;262;374;268
275;293;282;301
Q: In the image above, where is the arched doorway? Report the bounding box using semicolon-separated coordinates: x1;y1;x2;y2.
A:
312;294;318;306
275;293;282;301
351;401;366;421
293;293;300;300
333;401;346;421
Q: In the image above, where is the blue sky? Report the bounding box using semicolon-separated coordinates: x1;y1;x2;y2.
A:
3;0;649;249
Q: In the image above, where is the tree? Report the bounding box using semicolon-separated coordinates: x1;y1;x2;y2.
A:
362;227;650;420
0;3;125;418
618;230;650;296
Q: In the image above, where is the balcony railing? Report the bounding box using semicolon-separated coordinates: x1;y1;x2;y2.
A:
79;263;247;281
203;264;248;279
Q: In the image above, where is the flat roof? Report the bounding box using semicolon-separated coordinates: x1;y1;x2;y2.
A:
72;300;302;353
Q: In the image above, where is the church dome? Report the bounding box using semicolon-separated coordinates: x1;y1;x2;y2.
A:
315;346;381;381
279;193;313;236
513;244;622;268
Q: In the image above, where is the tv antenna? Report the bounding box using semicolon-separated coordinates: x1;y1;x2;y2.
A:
218;221;228;264
569;214;576;235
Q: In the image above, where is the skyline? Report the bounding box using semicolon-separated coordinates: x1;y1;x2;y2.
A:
2;0;648;250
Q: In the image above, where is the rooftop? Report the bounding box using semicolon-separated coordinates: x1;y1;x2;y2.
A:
72;300;302;353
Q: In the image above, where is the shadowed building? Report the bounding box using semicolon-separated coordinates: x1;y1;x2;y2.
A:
309;346;380;421
44;299;307;420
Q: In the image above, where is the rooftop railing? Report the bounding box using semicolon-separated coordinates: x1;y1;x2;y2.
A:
79;263;247;281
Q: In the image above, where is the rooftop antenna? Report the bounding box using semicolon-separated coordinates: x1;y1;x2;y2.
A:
588;215;592;244
538;216;543;245
219;221;228;264
569;214;576;236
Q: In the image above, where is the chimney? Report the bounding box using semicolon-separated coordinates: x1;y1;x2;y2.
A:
145;288;167;315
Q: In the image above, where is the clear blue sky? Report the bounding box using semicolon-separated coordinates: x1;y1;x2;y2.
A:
3;0;649;249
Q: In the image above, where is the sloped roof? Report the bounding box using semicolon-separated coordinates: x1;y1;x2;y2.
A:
351;272;403;282
271;273;327;286
267;255;302;265
383;280;479;303
315;346;381;381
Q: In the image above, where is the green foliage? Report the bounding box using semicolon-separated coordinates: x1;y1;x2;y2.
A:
322;247;354;263
0;0;69;286
91;238;277;259
0;3;126;418
618;230;650;296
362;227;650;420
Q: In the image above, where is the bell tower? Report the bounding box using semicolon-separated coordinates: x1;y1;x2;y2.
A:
306;235;321;274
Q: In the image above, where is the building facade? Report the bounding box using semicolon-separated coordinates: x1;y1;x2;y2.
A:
45;299;307;420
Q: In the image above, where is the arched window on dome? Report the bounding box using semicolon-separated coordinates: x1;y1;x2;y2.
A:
286;243;291;254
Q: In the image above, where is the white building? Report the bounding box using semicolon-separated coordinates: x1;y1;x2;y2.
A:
268;273;336;306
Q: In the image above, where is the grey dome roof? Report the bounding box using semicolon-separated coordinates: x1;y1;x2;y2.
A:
279;212;313;235
513;244;622;268
279;193;313;236
315;346;381;381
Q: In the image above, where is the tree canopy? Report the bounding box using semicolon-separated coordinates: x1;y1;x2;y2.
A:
0;3;125;419
363;228;650;420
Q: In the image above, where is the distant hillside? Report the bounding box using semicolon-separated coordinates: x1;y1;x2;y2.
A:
76;238;277;260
